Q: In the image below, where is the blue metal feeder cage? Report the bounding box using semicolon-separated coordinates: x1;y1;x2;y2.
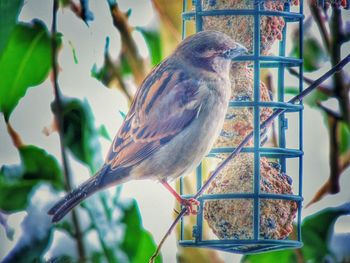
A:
179;0;304;253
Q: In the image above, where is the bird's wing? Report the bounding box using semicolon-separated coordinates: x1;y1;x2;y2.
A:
105;64;206;170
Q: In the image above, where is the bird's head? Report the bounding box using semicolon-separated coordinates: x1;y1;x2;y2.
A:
176;30;247;76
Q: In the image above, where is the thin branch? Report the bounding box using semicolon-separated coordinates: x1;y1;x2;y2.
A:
288;68;333;96
316;101;342;120
6;122;24;148
265;74;278;147
327;115;341;193
151;0;182;43
308;0;331;52
330;4;350;126
105;52;133;103
149;54;350;262
108;2;146;85
51;0;86;260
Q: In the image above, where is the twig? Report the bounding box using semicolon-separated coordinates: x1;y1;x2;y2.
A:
265;74;278;147
327;114;340;193
330;4;350;126
316;101;342;120
149;54;350;262
308;0;331;52
6;122;24;148
105;52;133;103
108;1;146;85
151;0;182;43
51;0;86;260
288;68;333;96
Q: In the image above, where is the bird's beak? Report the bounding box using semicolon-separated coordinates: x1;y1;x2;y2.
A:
222;44;248;59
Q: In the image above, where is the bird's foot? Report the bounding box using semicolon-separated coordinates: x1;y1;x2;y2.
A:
180;198;200;216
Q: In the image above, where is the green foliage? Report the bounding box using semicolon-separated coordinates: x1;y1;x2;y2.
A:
0;21;53;121
290;36;327;72
136;27;162;66
98;124;112;141
121;200;162;263
242;203;350;263
51;96;103;173
0;145;64;212
2;228;53;263
301;203;350;262
339;122;350;155
0;0;23;54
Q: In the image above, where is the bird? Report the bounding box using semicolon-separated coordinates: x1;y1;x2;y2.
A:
48;30;248;223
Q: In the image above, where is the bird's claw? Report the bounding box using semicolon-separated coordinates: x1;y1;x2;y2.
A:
180;198;200;216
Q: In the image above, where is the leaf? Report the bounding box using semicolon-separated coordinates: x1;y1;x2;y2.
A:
242;203;350;263
1;185;56;263
0;21;54;121
242;249;296;263
120;52;132;76
290;36;327;72
284;86;299;96
0;211;15;240
0;145;64;212
80;0;94;25
0;0;23;54
136;27;162;66
301;203;350;262
339;122;350;155
51;96;103;173
120;200;162;263
68;40;78;64
98;125;112;141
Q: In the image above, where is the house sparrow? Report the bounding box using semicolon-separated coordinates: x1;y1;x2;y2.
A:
48;30;247;223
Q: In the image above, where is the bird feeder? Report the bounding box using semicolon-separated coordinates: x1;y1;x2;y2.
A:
179;0;304;253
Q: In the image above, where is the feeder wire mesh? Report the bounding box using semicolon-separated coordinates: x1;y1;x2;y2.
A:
179;0;304;253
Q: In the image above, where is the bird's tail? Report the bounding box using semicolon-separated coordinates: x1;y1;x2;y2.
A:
48;172;102;223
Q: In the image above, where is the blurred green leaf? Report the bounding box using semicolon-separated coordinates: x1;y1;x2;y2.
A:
2;186;55;263
290;36;327;72
0;0;23;54
136;27;162;66
98;125;112;141
0;211;15;240
339;122;350;155
284;86;299;96
2;229;52;263
120;200;162;263
120;52;132;76
59;0;71;7
0;21;53;121
242;249;296;263
0;21;51;120
51;97;103;173
301;203;350;262
0;145;64;212
243;203;350;263
68;40;78;64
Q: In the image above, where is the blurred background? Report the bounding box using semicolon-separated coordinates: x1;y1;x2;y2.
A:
0;0;349;262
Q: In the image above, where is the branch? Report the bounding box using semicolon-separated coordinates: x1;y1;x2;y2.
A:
265;74;278;147
106;55;133;104
151;0;182;43
308;0;331;52
316;101;342;120
108;1;147;85
288;68;333;96
330;4;350;126
51;0;86;260
149;54;350;262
